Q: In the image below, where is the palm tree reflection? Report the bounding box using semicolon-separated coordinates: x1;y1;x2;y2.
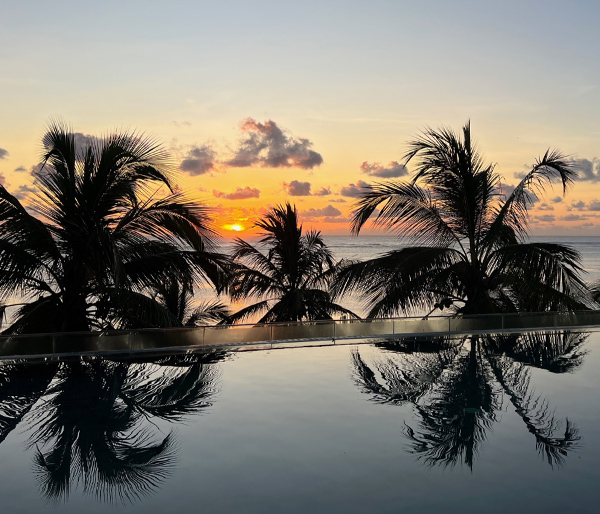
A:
352;332;585;469
0;351;223;504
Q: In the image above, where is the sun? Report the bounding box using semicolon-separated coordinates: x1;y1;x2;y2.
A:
224;224;244;232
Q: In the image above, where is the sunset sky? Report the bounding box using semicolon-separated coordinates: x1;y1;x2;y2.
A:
1;0;599;236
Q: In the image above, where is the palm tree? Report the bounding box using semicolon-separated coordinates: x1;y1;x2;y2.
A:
0;122;229;333
228;203;358;323
334;122;590;316
151;277;231;326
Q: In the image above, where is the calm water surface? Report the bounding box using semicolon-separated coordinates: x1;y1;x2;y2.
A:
0;329;598;513
209;235;600;317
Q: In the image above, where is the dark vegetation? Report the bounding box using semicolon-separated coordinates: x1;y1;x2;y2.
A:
0;121;595;334
333;122;591;316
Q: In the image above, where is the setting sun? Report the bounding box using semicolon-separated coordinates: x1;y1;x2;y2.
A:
224;224;244;232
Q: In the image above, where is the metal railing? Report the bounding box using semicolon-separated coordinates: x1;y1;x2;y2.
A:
2;310;600;359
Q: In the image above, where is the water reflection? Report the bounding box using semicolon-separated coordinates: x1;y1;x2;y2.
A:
352;332;586;469
0;351;224;504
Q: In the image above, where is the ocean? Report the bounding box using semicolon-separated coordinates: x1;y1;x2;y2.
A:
323;235;600;283
210;235;600;319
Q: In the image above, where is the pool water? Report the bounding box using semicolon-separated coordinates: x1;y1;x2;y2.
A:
0;330;598;513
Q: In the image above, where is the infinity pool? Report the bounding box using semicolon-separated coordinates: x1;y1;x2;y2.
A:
0;329;598;513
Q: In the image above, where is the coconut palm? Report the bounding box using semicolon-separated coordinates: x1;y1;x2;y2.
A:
334;122;590;316
0;123;229;333
228;203;358;323
151;277;231;326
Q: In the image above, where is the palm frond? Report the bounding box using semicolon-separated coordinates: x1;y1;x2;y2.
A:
350;182;458;247
490;150;575;239
332;247;462;317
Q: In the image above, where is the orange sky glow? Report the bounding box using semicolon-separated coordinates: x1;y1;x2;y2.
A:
1;1;598;239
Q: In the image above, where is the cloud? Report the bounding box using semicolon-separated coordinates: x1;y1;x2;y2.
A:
498;183;516;197
534;214;556;223
570;200;586;210
213;186;260;200
225;118;323;169
171;121;192;127
551;196;563;203
330;198;347;203
496;182;539;204
0;148;8;160
302;205;343;218
30;162;54;180
568;199;600;211
562;214;588;221
360;161;408;178
515;158;600;183
72;132;97;153
14;184;38;200
282;180;311;196
340;180;370;198
14;165;27;172
571;158;600;182
537;203;554;211
0;173;6;186
314;187;331;196
179;145;217;176
40;131;97;160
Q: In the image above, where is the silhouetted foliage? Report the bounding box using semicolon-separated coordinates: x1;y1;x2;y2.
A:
334;122;590;316
0;122;229;333
228;203;358;323
151;278;231;326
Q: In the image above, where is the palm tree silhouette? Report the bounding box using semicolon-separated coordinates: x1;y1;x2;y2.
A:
351;331;584;469
0;351;222;504
151;277;231;326
334;122;590;316
228;203;358;323
0;123;229;333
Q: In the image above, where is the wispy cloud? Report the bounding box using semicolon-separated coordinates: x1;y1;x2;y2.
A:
226;118;323;169
14;165;27;172
0;147;8;160
213;186;260;200
360;161;408;178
